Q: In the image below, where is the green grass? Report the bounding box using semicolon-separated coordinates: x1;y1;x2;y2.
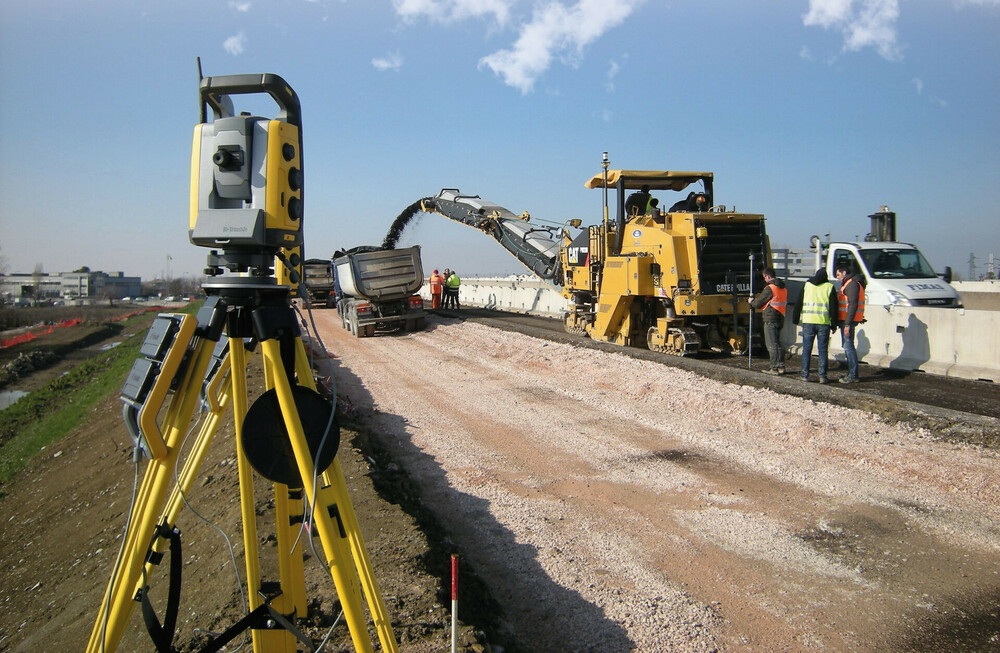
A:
0;302;203;488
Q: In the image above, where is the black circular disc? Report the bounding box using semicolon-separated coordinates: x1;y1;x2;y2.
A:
241;385;339;488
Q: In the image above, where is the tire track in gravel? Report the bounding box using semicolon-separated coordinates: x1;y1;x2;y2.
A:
310;310;1000;652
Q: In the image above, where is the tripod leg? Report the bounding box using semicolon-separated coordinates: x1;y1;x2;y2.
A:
87;341;215;653
262;347;310;621
275;484;308;617
231;338;299;653
133;373;233;599
322;462;400;653
261;338;376;653
294;331;398;652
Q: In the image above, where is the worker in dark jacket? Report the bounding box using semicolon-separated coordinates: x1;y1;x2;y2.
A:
835;265;866;383
749;267;788;375
793;268;838;383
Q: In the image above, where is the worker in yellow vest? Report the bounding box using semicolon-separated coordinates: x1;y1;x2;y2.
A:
794;268;838;383
445;270;461;310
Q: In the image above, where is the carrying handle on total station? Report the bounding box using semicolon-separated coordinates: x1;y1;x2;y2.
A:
198;68;301;127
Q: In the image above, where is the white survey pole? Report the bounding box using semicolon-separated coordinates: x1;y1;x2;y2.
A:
451;554;459;653
748;251;755;369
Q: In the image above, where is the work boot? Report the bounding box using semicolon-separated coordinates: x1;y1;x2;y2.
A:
838;376;858;384
818;377;829;384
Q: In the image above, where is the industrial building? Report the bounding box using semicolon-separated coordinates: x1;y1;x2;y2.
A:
0;269;141;305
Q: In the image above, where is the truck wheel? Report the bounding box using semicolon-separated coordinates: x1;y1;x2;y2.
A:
363;324;376;337
404;319;416;332
415;317;426;331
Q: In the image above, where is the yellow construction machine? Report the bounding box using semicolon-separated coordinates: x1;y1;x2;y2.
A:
418;158;772;356
562;165;771;355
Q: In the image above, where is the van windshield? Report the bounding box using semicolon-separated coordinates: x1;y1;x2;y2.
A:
859;248;938;279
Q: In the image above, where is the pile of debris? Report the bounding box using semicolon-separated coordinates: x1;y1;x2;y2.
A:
0;350;58;387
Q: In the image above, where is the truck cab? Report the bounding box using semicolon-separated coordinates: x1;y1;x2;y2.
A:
820;241;962;308
807;206;962;308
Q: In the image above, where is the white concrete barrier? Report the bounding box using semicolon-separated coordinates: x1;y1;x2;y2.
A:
422;277;1000;382
421;276;566;318
782;305;1000;383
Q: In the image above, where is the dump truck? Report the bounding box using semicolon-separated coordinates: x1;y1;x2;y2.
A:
303;258;336;307
333;245;426;337
418;162;771;356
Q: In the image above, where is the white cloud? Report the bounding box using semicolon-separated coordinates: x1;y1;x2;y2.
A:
799;45;814;61
223;32;247;56
228;1;251;12
478;0;645;94
912;77;923;94
605;60;620;92
803;0;901;61
372;52;404;72
394;0;512;25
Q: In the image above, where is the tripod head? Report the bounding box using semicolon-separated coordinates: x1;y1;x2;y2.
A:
189;71;304;290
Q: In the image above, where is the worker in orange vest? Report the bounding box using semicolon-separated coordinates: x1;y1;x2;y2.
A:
429;269;444;309
835;264;866;384
749;266;788;375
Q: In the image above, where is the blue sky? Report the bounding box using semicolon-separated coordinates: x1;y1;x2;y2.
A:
1;0;998;282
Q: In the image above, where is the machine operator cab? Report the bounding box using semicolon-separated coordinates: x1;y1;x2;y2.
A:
586;170;716;225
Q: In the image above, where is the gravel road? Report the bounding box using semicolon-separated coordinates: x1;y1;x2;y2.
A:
312;311;1000;652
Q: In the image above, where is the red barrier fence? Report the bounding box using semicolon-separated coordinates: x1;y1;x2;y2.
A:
0;311;160;349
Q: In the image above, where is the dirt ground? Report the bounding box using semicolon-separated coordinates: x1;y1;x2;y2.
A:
1;306;999;652
0;313;489;652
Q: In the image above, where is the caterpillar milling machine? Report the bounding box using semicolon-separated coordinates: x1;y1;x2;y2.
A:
418;158;772;356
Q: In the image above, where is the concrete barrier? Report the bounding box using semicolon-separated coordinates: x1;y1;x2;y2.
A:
783;305;1000;383
422;277;1000;382
422;276;566;318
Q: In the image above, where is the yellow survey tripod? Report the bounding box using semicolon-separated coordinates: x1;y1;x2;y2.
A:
87;68;397;653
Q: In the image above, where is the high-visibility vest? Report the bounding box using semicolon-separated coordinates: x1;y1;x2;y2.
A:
838;278;865;323
446;274;461;289
800;281;833;325
765;283;787;315
429;274;443;292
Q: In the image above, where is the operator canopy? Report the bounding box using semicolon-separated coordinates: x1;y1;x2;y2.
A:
585;170;714;191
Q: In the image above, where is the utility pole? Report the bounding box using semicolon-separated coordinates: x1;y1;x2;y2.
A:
968;253;977;281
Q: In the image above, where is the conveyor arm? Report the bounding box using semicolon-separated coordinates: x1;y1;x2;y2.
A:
420;189;563;284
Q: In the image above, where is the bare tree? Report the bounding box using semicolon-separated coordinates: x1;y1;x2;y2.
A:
32;263;44;303
0;247;7;306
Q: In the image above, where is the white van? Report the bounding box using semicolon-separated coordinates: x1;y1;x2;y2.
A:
819;241;962;307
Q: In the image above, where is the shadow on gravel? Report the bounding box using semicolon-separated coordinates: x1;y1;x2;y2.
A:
891;585;1000;653
328;356;635;652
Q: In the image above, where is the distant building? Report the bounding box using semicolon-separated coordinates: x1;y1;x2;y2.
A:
771;248;816;280
1;269;141;303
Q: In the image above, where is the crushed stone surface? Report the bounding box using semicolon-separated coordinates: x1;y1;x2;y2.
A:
313;312;1000;652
